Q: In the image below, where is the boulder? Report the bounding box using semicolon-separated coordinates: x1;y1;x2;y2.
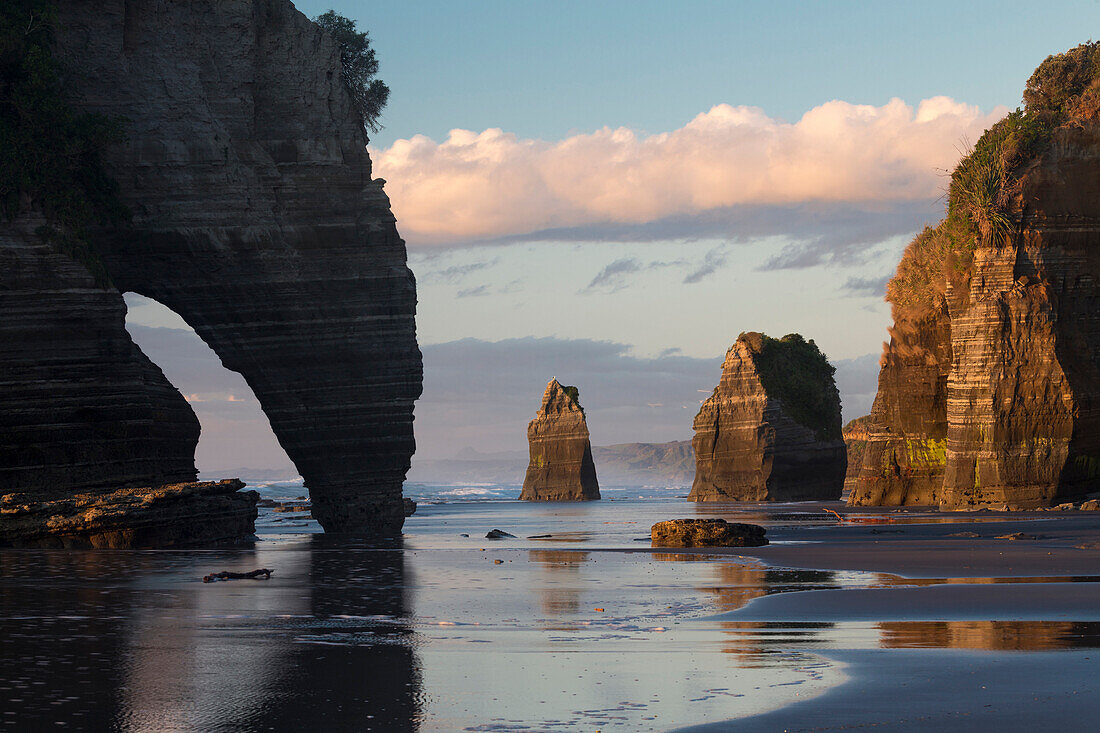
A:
650;519;768;547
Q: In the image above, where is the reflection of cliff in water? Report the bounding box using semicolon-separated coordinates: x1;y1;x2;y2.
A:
878;620;1100;650
653;553;841;659
529;550;591;616
0;538;421;732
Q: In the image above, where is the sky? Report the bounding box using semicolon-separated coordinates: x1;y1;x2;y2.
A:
125;1;1100;470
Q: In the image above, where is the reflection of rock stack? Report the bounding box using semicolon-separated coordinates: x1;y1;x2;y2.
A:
690;332;846;501
878;620;1088;650
521;380;601;501
529;550;591;615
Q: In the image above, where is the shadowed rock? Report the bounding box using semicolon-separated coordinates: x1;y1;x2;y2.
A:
520;380;601;501
651;519;768;547
0;479;257;549
689;332;846;502
1;1;422;538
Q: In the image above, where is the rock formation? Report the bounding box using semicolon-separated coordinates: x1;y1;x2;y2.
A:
689;332;846;501
842;416;873;495
650;519;768;547
852;43;1100;509
520;380;601;501
0;479;257;549
1;1;421;537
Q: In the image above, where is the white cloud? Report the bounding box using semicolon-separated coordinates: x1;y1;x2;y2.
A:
373;97;1008;246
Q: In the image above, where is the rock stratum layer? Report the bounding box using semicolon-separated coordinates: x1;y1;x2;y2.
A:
0;479;258;549
689;332;846;502
520;380;600;501
852;46;1100;509
1;1;421;536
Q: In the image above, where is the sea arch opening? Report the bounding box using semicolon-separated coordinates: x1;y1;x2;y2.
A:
122;293;298;486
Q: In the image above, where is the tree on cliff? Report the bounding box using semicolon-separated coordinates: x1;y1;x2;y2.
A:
314;10;390;134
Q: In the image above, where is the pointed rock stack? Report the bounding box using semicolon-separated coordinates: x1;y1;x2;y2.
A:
520;380;601;501
689;332;846;501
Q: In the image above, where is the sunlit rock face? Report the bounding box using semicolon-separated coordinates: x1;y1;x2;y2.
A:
520;380;601;501
848;306;952;507
852;125;1100;510
689;332;846;502
41;0;422;533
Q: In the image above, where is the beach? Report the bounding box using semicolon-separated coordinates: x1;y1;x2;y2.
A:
4;485;1100;731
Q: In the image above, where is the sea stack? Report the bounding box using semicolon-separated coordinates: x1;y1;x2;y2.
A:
851;43;1100;510
689;332;846;501
520;380;601;501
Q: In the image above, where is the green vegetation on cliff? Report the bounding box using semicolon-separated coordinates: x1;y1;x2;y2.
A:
750;333;841;442
1;1;129;285
313;10;390;134
561;384;586;416
888;41;1100;315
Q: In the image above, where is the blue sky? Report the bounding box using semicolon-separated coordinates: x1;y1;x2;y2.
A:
294;0;1100;148
128;2;1100;466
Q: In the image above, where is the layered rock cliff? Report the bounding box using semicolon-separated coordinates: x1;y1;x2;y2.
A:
0;1;420;536
852;44;1100;509
520;380;601;501
689;332;846;501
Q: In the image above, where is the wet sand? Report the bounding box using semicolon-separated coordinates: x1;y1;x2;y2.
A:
5;497;1100;731
676;650;1100;732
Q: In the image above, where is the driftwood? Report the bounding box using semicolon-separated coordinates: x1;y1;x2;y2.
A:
202;568;273;583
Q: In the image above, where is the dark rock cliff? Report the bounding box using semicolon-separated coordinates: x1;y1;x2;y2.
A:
0;222;199;492
689;332;846;502
520;380;601;501
1;1;421;536
853;45;1100;509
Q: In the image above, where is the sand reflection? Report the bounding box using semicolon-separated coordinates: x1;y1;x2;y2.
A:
528;549;591;616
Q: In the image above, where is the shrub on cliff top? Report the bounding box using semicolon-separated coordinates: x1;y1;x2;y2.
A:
750;333;842;442
314;11;390;134
889;41;1100;316
0;0;129;285
1023;41;1100;116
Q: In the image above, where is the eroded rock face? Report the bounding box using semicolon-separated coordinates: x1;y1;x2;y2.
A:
0;224;199;493
520;380;600;501
14;0;423;534
853;125;1100;510
848;305;952;506
0;479;257;549
650;519;768;547
689;333;846;502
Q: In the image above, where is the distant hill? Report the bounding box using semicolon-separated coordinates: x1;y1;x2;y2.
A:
408;440;695;487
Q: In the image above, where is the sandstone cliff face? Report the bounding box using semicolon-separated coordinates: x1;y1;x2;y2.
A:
0;223;199;493
853;126;1100;509
1;0;422;534
689;333;845;502
849;304;952;506
520;380;600;501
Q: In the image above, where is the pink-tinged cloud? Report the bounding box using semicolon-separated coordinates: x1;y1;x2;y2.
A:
372;97;1008;246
